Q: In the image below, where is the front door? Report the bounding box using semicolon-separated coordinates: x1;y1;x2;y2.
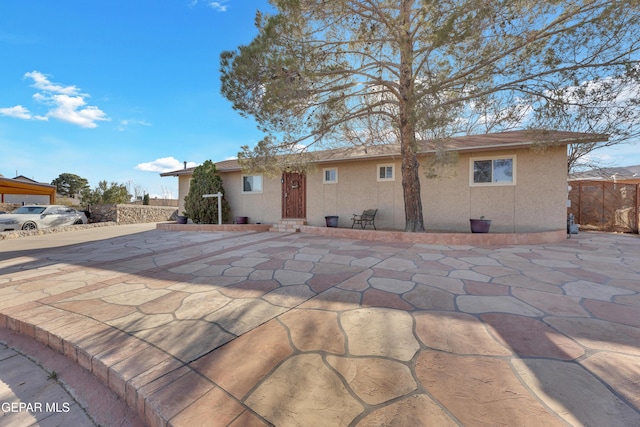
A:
282;172;306;218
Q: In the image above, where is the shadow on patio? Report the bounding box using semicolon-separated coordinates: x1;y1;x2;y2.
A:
0;227;639;426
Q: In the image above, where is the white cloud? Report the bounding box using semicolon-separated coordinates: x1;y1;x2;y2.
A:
292;144;307;153
208;1;228;12
0;71;110;128
33;93;109;128
117;119;152;131
189;0;229;11
0;105;47;121
136;157;198;173
24;71;79;95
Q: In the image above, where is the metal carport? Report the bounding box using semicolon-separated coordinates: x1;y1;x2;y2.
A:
0;177;56;204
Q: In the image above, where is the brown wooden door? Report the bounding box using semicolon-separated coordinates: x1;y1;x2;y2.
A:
282;172;306;218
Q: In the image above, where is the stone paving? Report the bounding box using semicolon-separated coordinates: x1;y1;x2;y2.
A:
0;342;95;426
0;228;639;426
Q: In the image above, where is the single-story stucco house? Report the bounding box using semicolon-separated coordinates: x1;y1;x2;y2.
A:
161;130;605;233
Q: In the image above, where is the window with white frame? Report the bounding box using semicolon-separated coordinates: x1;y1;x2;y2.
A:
242;175;263;193
377;164;395;181
323;168;338;184
470;156;516;185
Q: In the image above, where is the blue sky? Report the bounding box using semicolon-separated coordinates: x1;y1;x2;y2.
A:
0;0;272;199
1;0;639;200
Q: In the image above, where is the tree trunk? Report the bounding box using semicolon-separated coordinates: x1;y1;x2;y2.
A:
399;0;425;233
401;140;425;232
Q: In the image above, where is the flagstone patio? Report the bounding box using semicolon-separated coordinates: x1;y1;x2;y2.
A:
0;227;639;426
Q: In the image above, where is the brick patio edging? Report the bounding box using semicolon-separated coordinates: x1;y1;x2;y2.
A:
0;229;281;427
156;223;271;232
301;226;567;245
0;307;184;427
155;222;567;245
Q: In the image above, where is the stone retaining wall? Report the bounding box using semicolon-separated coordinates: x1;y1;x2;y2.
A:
89;204;177;224
0;203;20;212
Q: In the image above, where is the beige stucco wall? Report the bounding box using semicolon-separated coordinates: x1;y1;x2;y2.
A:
177;175;191;214
305;160;405;228
307;145;566;231
177;172;280;223
221;171;281;224
176;145;568;232
212;160;406;228
514;146;568;231
421;145;567;232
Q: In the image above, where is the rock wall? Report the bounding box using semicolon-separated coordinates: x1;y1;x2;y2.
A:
89;204;177;224
0;221;117;240
0;203;19;212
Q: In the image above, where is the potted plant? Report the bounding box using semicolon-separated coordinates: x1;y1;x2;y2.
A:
470;215;491;233
176;213;188;224
325;215;339;227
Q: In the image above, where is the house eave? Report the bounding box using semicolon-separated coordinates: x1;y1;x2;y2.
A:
159;130;608;176
160;168;196;177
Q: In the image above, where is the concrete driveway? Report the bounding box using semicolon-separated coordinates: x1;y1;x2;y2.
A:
0;226;639;426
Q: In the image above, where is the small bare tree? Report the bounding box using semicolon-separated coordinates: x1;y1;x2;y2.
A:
126;180;147;204
161;186;174;206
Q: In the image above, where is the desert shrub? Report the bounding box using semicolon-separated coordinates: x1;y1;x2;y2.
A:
183;160;231;224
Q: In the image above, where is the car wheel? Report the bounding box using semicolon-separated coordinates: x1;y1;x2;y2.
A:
73;219;83;225
22;221;38;231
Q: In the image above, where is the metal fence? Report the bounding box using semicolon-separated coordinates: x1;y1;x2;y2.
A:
568;181;639;234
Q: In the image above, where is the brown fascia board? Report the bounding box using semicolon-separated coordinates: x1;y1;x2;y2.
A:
0;177;55;189
430;138;600;154
311;131;608;163
312;153;402;165
159;167;196;177
0;177;56;195
419;131;609;154
168;131;608;174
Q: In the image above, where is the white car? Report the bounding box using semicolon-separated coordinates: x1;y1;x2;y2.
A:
0;205;88;231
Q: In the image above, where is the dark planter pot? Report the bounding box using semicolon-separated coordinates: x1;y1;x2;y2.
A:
176;215;188;224
470;219;491;233
325;216;339;228
236;216;248;224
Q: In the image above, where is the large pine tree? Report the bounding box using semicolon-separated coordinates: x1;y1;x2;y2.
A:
221;0;640;232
